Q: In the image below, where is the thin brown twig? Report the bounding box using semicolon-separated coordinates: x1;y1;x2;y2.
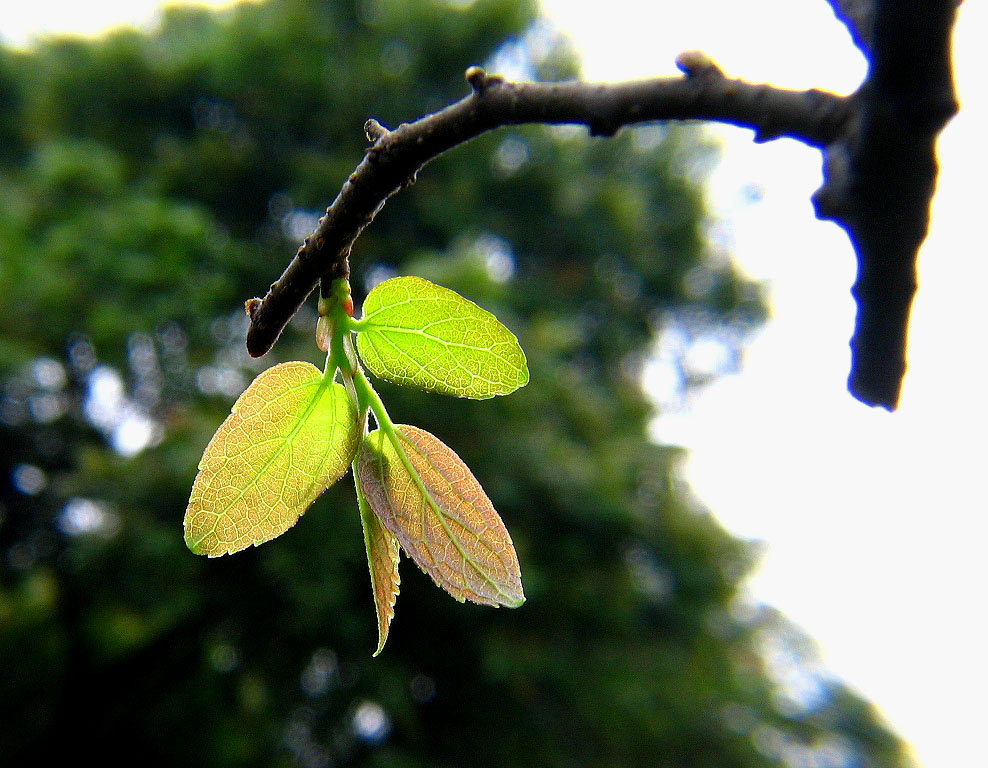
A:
245;64;848;358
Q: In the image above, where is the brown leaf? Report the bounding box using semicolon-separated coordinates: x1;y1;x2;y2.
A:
357;425;524;607
356;471;401;655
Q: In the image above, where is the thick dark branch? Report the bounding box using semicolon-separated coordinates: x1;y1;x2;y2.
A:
244;62;848;358
813;0;958;409
825;0;876;54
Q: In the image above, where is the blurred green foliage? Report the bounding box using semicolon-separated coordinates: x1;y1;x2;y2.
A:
0;1;908;765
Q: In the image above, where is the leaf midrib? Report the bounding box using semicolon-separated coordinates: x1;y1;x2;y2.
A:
191;370;335;551
384;427;518;605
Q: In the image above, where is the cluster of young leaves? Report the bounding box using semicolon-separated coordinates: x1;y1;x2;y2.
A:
184;276;529;654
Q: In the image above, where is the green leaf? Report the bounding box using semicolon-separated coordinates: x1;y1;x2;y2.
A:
184;361;358;556
355;469;401;656
356;424;524;607
355;276;529;398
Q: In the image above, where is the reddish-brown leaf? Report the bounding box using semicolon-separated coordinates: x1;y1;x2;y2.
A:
357;425;524;607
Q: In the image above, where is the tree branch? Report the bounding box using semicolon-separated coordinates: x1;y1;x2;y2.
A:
813;0;958;408
246;0;958;411
825;0;876;54
244;63;848;358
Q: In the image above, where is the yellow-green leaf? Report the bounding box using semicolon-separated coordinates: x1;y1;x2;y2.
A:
184;361;358;556
356;425;524;607
356;470;400;656
355;276;529;399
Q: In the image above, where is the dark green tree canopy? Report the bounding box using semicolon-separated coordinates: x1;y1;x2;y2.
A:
1;1;907;765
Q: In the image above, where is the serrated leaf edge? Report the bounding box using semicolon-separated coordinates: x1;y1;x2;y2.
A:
360;425;524;608
185;362;356;556
356;277;529;399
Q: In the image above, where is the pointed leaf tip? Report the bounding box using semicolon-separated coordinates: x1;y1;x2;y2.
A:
356;424;524;608
184;361;358;556
356;469;401;655
356;277;529;399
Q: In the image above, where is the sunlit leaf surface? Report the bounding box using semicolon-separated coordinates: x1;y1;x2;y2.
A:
356;277;529;398
357;425;524;607
185;362;358;556
356;472;401;655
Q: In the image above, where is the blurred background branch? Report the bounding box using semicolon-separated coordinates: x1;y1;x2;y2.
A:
814;0;958;408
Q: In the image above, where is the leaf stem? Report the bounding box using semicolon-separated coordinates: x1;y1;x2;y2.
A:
351;364;395;441
322;277;365;419
345;316;369;333
328;316;354;377
322;348;337;381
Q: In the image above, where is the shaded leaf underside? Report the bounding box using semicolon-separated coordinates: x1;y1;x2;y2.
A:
356;424;524;607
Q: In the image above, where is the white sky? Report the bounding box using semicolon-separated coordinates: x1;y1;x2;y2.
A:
3;3;985;768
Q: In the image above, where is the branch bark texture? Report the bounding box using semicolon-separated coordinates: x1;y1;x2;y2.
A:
246;0;958;411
